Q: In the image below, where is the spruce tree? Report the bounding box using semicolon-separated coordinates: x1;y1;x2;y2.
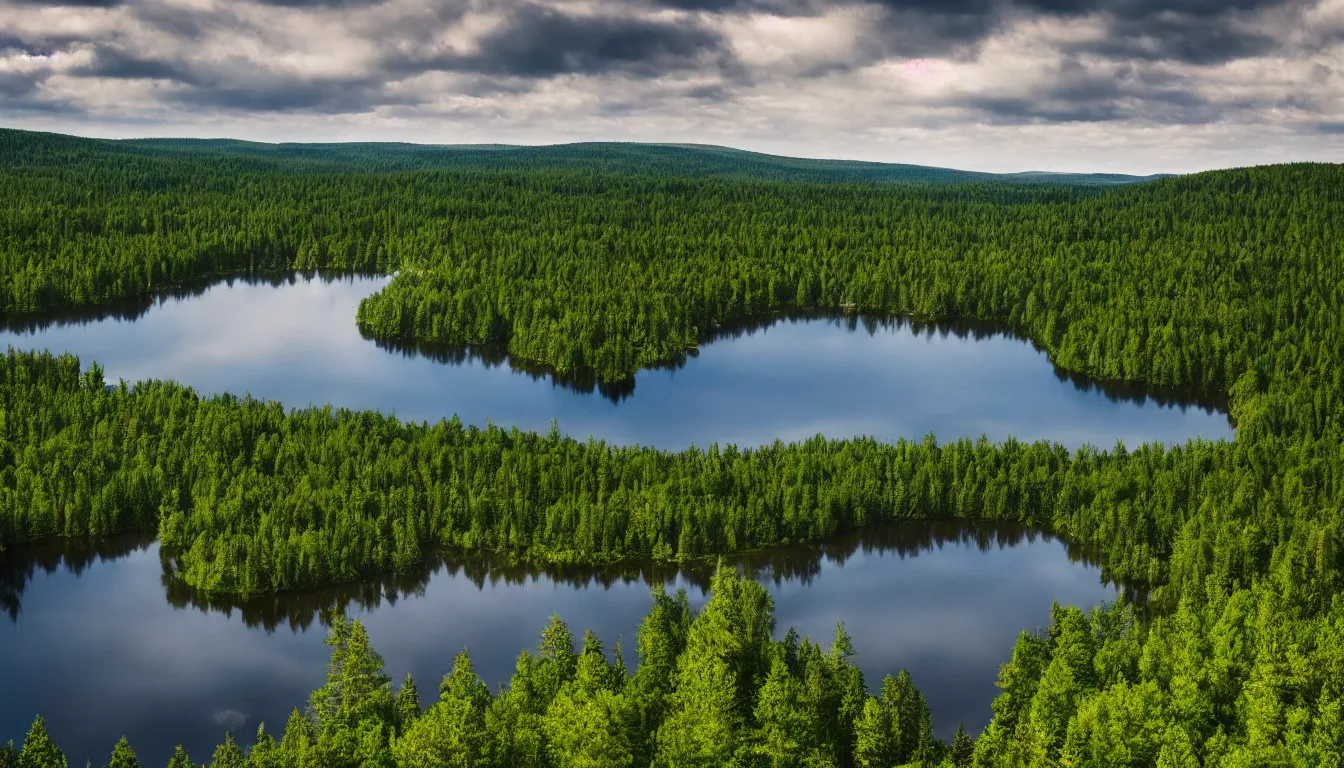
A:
949;722;974;767
104;738;138;768
163;746;193;768
16;717;64;768
207;733;245;768
393;674;421;733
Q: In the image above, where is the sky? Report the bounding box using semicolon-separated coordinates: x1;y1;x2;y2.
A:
1;0;1342;173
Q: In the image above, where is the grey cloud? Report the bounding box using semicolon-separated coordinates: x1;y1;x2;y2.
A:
4;0;129;6
648;0;1294;18
0;71;45;100
249;0;389;5
8;0;735;115
3;42;416;115
398;3;731;79
886;0;1314;64
0;68;80;115
0;0;1338;144
648;0;1312;64
80;49;190;81
950;53;1301;127
171;79;408;114
0;34;41;52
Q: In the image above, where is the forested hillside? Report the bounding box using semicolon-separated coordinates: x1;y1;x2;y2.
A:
1;130;1341;766
1;127;1162;183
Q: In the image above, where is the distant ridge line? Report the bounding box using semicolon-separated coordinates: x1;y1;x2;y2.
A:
1;126;1171;186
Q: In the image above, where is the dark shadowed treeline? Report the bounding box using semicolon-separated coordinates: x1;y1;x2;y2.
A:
1;129;1342;766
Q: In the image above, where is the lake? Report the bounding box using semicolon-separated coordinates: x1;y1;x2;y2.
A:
0;271;1230;765
1;522;1119;766
0;271;1233;450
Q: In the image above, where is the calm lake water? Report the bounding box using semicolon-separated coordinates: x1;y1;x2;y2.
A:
1;522;1117;766
0;271;1233;449
0;272;1227;764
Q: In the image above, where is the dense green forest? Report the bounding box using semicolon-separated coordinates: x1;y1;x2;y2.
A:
1;128;1342;765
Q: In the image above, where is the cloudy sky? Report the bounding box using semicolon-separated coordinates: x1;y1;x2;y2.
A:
2;0;1342;172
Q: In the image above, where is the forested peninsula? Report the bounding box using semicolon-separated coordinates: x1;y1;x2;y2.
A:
1;129;1342;766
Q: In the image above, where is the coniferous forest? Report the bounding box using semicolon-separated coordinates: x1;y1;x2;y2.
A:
1;128;1343;766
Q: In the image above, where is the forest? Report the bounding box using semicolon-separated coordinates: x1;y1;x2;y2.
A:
1;128;1342;766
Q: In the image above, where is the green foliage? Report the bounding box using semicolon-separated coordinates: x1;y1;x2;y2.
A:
949;723;974;767
163;746;195;768
104;738;138;768
16;718;64;768
973;593;1344;768
207;734;244;768
244;725;282;768
542;631;636;768
307;617;395;767
2;130;1344;768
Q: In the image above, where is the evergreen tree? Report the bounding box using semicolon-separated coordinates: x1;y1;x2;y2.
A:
16;718;64;768
654;654;741;768
163;747;194;768
949;723;974;767
748;655;817;768
244;724;283;768
392;674;421;735
534;616;579;709
104;739;138;768
207;734;244;768
852;697;894;768
883;671;933;766
310;617;394;750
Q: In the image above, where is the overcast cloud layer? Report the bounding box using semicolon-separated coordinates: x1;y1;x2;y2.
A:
1;0;1342;172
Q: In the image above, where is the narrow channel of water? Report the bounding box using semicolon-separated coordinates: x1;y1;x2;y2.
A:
0;522;1118;766
0;271;1234;449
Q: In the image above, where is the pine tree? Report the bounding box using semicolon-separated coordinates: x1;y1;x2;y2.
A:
535;615;579;708
247;724;283;768
654;654;741;768
207;734;244;768
884;671;932;765
749;654;816;768
17;717;64;768
278;709;314;766
163;746;194;768
852;697;893;768
631;585;689;760
950;722;974;767
310;617;394;734
439;650;489;708
1022;658;1079;765
104;738;138;768
393;674;421;733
